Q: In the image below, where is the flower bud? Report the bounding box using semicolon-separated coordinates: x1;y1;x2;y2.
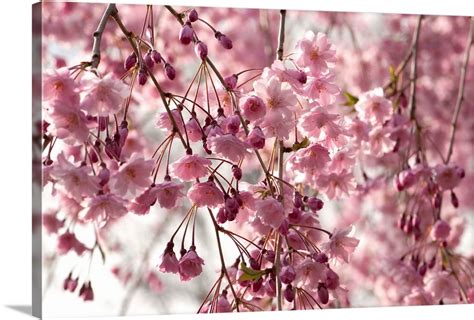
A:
224;74;238;90
431;219;451;241
188;9;199;22
247;126;265;149
280;265;296;284
124;52;137;70
79;282;94;301
433;192;442;209
232;166;242;180
451;191;459;208
314;252;328;264
307;197;324;211
138;68;148;85
325;268;340;290
151;50;162;64
216;207;228;224
215;31;233;49
317;283;329;304
179;22;194;45
144;50;154;69
194;41;208;60
284;284;295;302
164;63;176;80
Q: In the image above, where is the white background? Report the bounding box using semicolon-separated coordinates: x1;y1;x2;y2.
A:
0;0;473;319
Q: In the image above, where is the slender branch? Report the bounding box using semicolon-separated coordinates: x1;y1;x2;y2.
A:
110;8;188;149
90;4;118;69
445;17;474;163
408;15;423;120
383;15;423;91
274;9;287;312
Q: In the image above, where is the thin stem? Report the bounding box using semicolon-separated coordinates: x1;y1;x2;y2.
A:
445;17;474;164
274;9;287;312
408;15;423;121
90;4;118;69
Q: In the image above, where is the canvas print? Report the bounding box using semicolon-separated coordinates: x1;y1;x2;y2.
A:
33;1;474;317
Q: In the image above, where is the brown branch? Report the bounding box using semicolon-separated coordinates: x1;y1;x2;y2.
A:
445;17;474;164
383;15;423;91
90;4;118;69
408;15;423;120
274;9;287;311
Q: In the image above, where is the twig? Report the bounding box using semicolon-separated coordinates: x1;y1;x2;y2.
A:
445;17;474;164
274;9;287;312
90;4;118;69
383;15;423;91
408;15;423;120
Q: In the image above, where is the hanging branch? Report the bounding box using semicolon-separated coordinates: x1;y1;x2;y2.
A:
445;17;474;164
274;9;287;312
90;4;118;69
408;15;423;120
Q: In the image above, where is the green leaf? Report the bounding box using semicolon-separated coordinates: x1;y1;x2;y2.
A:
343;91;359;107
292;137;310;151
238;263;264;282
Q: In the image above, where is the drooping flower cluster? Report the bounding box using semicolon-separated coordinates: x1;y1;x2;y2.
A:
39;2;473;315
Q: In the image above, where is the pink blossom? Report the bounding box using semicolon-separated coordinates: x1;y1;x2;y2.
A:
355;88;393;125
109;154;154;197
80;74;128;116
254;198;285;229
258;108;294;140
425;271;459;301
347;118;370;144
171;154;211;181
246;126;266;149
216;294;232;312
303;73;340;105
43;212;64;234
50;153;101;201
80;193;128;225
295;258;326;289
185;118;203;142
403;288;434;305
57;231;87;255
433;164;464;190
431;219;451;241
280;265;296;284
321;226;359;263
288;143;330;172
207;134;250;162
43;68;79;104
158;249;179;274
178;249;205;281
155;181;185;209
241;95;266;122
295;31;336;75
47;101;90;144
365;126;396;157
298;107;345;147
156;109;185;133
316;170;355;199
253;75;297;112
187;181;224;208
146;272;164;293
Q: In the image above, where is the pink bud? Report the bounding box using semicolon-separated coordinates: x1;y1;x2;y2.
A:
164;63;176;80
325;268;340;290
293;192;303;208
280;265;296;284
225;115;240;134
224;74;238;90
179;22;194;45
79;282;94;301
284;284;295;302
124;52;137;70
278;219;289;236
314;252;328;264
433;192;442;209
98;164;110;186
215;32;233;49
232;166;242;180
216;207;228;224
247;126;265;149
151;50;162;64
307;197;324;211
144;50;154;69
317;283;329;304
451;191;459;208
188;9;198;22
431;220;451;241
138;68;148;85
194;41;208;60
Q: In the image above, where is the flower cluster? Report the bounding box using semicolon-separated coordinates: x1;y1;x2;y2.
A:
39;3;473;314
